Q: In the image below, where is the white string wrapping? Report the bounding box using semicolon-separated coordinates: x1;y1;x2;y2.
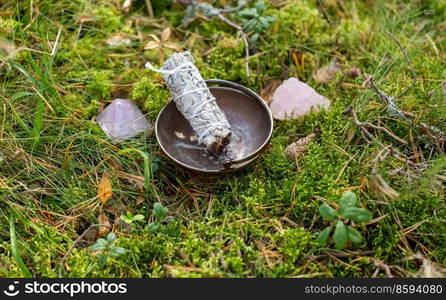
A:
146;52;231;150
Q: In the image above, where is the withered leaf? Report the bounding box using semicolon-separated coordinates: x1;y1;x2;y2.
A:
313;60;341;83
161;27;171;42
98;173;113;205
97;210;111;237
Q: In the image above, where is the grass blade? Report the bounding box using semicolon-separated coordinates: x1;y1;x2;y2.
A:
9;213;32;278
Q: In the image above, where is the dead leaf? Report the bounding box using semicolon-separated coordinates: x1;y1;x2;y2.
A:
260;79;282;104
369;173;400;200
136;196;145;206
97;210;111;237
144;40;160;50
163;42;182;51
98;173;113;205
106;33;132;48
161;28;171;42
0;11;13;17
409;253;446;278
0;39;18;58
75;15;96;24
122;0;133;13
313;60;341;83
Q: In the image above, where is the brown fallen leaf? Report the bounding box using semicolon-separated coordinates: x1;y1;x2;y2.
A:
97;210;111;237
369;148;400;201
313;60;341;83
98;173;113;205
143;27;182;63
260;79;282;104
122;0;133;13
106;33;132;48
409;253;446;278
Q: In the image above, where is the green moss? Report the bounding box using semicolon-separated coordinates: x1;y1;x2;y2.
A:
85;70;114;98
130;77;169;119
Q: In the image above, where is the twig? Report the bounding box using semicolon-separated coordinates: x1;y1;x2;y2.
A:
345;106;429;170
216;13;250;77
344;106;407;145
58;224;111;277
365;76;445;152
316;0;332;25
362;31;445;150
371;258;394;278
370;146;400;200
145;0;154;17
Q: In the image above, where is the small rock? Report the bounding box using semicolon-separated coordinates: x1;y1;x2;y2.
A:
283;133;316;161
97;98;150;141
270;78;331;120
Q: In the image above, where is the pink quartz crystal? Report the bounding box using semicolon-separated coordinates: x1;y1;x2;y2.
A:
97;98;150;141
270;78;331;120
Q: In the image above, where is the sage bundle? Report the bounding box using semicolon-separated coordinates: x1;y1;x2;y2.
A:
146;52;231;152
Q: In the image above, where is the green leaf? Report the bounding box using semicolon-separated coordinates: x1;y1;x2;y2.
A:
255;1;266;12
120;215;132;224
96;238;107;246
259;17;270;28
265;16;276;23
319;203;337;221
90;243;106;252
153;202;166;219
239;8;257;17
342;207;373;223
316;227;331;245
97;253;107;268
347;226;363;245
106;232;117;243
109;246;126;256
333;221;348;249
250;33;260;43
133;214;145;221
339;191;357;213
147;222;160;233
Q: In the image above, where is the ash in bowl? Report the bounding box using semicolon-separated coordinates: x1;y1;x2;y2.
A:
173;124;249;170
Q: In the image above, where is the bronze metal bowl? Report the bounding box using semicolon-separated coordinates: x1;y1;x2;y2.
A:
155;79;273;174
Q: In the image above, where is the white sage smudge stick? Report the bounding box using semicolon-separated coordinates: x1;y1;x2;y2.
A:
146;52;231;152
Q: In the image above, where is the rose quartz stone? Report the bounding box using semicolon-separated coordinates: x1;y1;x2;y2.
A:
97;98;150;141
270;78;331;120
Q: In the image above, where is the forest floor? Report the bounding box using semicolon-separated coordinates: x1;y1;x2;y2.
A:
0;0;445;277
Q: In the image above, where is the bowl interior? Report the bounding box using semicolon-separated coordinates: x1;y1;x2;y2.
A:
156;86;272;172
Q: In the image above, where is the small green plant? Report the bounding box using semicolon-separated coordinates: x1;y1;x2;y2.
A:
316;191;373;250
238;1;276;43
120;212;145;225
146;202;174;233
90;233;126;268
